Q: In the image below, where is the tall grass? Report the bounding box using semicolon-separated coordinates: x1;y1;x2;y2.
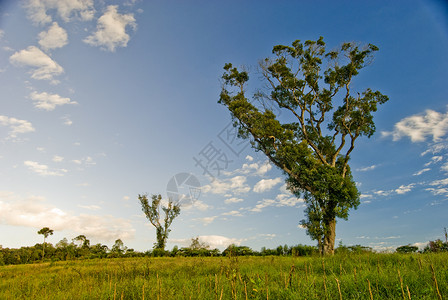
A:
0;252;446;299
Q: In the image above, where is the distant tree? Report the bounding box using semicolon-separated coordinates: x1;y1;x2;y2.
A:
396;245;418;254
189;237;210;250
91;243;109;258
223;244;254;256
139;193;181;250
424;239;448;253
37;227;53;259
219;37;388;255
111;239;127;255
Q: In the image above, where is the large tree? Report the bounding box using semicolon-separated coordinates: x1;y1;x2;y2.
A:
139;194;181;250
219;37;388;255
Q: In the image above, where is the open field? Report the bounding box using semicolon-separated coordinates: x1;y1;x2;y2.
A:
1;253;447;299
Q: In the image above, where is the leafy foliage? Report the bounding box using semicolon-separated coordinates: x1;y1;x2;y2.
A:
219;37;388;254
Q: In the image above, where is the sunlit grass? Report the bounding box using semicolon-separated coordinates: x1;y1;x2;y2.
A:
0;253;446;299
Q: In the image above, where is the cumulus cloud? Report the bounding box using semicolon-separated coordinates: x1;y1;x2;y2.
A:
224;197;244;204
84;5;136;52
9;46;64;81
24;160;68;176
0;192;134;241
0;115;35;138
429;178;448;186
250;193;304;212
195;216;218;225
202;175;250;195
395;184;415;195
222;210;243;217
382;108;448;142
38;22;68;51
253;177;282;193
25;0;95;25
30;91;77;111
72;156;96;166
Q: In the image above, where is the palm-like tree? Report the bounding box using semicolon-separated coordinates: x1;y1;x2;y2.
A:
37;227;54;260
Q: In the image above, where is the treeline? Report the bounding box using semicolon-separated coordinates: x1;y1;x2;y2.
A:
0;238;364;266
2;236;447;266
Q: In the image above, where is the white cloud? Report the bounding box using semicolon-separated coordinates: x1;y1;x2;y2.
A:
195;216;218;225
25;0;95;25
382;108;448;142
253;177;282;193
30;91;77;111
442;162;448;173
258;233;276;240
0;115;35;138
9;46;64;81
24;160;67;176
356;165;377;172
255;162;272;176
429;178;448;186
202;175;250;195
84;5;136;52
222;210;243;217
425;187;448;196
190;200;210;211
38;22;68;51
122;196;130;201
72;156;96;166
224;197;244;204
52;155;64;162
250;193;304;212
224;160;272;177
78;204;101;211
395;184;415;195
0;192;134;241
413;168;430;176
62;115;73;126
412;242;428;250
424;156;443;166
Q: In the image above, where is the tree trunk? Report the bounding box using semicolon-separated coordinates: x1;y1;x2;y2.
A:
322;218;336;255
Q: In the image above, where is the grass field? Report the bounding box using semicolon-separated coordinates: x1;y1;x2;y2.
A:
1;253;447;299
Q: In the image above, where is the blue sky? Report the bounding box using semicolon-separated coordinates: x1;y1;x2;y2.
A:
0;0;447;252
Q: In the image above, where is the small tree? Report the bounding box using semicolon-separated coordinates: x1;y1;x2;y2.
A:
189;237;210;250
139;193;181;250
37;227;53;260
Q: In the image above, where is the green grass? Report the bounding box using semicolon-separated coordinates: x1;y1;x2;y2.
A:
1;253;447;299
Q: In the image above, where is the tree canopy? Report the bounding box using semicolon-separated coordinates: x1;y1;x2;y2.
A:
219;37;388;255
